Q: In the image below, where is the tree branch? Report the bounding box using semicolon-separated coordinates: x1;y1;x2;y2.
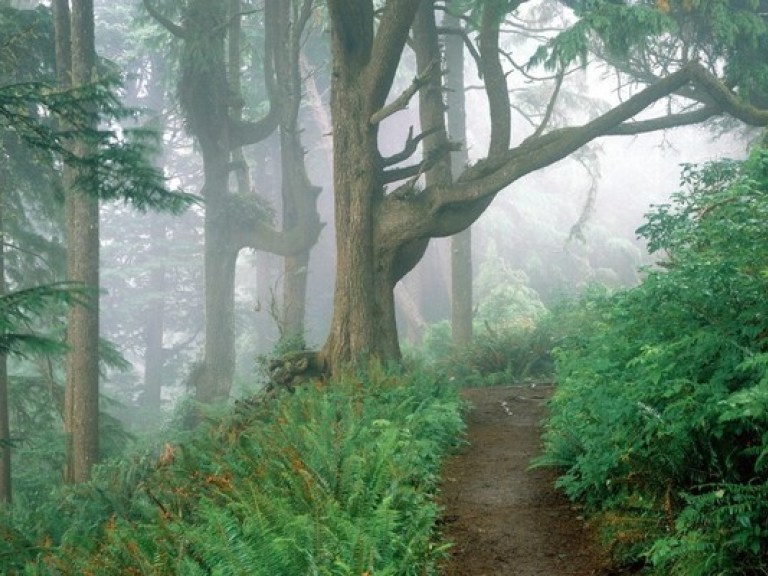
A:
383;140;459;185
370;60;438;125
531;66;565;138
384;61;768;242
606;106;719;135
142;0;188;39
367;0;423;110
380;125;438;167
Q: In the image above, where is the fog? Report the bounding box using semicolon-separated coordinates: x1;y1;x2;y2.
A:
92;0;756;415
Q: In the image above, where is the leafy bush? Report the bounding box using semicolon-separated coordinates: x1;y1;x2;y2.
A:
537;147;768;574
5;365;464;575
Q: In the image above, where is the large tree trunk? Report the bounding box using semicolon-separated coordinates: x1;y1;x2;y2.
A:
322;84;388;364
321;0;422;370
56;0;100;484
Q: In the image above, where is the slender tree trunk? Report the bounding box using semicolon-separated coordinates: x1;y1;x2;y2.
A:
445;11;473;348
141;54;169;417
276;1;319;344
56;0;100;483
142;218;166;416
0;188;11;504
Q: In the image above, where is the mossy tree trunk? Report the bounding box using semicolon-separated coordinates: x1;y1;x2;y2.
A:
144;0;322;402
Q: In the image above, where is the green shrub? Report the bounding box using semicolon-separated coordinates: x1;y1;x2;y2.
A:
537;147;768;574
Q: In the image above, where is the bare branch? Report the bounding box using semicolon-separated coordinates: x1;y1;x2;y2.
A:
531;66;565;138
382;139;459;185
370;61;439;125
380;125;438;167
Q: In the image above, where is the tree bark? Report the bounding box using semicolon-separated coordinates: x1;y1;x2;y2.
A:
445;11;473;348
321;0;423;370
0;187;10;504
58;0;100;483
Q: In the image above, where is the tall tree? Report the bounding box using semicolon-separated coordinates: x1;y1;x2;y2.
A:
444;10;472;348
53;0;100;484
143;0;321;402
0;191;9;503
319;0;768;373
275;0;322;343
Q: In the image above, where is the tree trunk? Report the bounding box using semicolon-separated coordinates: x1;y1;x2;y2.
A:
144;0;319;401
445;11;473;348
56;0;100;484
142;218;166;416
0;188;11;504
276;1;318;343
141;54;169;417
321;0;422;370
199;171;238;403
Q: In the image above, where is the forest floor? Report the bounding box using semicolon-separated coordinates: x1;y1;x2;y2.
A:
439;385;628;576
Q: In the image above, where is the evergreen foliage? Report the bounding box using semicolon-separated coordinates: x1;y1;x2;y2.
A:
537;144;768;574
3;366;464;575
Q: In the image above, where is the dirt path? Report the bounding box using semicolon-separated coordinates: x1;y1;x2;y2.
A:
439;385;614;576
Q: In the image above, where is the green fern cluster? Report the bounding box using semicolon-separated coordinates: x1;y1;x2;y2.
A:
536;146;768;574
7;364;463;575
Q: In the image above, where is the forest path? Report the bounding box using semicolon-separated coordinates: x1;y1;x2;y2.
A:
439;385;616;576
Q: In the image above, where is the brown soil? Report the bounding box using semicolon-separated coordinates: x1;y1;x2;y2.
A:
439;385;619;576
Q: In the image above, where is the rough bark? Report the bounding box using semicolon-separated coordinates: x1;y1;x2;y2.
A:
321;0;425;370
60;0;100;483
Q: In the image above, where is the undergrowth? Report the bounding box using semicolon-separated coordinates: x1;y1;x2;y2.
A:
536;147;768;575
1;364;464;575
